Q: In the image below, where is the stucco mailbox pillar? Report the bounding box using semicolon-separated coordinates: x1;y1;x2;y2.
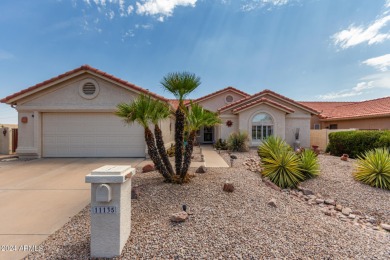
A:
85;165;135;258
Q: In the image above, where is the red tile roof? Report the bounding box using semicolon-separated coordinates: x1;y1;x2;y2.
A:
219;89;319;114
301;97;390;120
299;101;356;119
232;97;295;114
191;86;250;104
0;65;168;104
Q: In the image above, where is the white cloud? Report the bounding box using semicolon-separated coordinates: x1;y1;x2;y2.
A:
135;23;153;29
241;0;292;12
332;1;390;49
127;5;134;14
135;0;197;21
317;89;363;100
352;81;375;91
362;54;390;71
318;72;390;100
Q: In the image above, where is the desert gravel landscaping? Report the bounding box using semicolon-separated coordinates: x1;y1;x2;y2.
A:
27;150;390;259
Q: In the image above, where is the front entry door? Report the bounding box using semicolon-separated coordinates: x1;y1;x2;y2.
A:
203;126;214;143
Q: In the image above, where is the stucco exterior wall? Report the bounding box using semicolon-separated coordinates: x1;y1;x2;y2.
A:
219;115;239;141
237;104;286;147
160;117;175;148
321;117;390;130
197;90;246;112
0;127;12;154
285;115;311;148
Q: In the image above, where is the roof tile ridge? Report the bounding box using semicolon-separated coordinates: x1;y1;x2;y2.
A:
218;89;267;112
193;86;250;103
262;89;320;113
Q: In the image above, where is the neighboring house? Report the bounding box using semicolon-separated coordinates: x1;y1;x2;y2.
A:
301;97;390;130
1;65;319;158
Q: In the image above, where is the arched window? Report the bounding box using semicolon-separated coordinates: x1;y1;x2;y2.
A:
252;113;274;140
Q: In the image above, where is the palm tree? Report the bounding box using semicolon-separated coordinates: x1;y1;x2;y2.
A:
180;102;221;180
161;72;201;175
149;99;175;176
115;95;172;182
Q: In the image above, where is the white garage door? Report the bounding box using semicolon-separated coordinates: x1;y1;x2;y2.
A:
42;113;145;157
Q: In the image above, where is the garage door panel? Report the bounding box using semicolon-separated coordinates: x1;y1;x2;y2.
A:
42;113;145;157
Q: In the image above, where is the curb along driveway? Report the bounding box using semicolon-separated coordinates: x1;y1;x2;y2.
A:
0;157;144;260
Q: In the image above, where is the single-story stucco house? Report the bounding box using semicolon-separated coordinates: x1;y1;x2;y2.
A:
300;98;390;130
1;65;319;158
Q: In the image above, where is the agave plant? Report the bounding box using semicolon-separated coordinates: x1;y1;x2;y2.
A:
261;149;305;188
354;148;390;190
258;135;290;159
299;149;320;179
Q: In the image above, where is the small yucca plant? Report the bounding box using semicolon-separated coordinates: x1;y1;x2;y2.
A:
299;150;320;179
227;131;249;152
258;136;290;159
354;148;390;190
262;149;305;188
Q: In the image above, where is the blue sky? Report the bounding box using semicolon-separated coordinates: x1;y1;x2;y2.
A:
1;0;390;124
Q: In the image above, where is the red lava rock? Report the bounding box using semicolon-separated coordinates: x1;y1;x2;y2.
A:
142;164;155;173
341;154;349;161
223;182;235;192
131;186;141;199
170;211;188;222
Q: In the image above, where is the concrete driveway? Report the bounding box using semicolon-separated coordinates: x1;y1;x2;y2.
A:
0;157;144;260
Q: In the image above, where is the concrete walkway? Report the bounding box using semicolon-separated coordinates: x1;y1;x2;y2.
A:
201;145;229;167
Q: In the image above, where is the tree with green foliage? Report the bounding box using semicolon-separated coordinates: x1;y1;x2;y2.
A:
161;72;201;176
116;72;221;183
116;95;173;182
181;102;221;179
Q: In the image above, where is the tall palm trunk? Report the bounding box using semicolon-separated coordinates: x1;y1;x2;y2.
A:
175;107;185;175
181;130;196;180
154;123;175;176
144;127;171;182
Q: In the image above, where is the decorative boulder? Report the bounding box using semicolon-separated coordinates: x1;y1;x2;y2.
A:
230;154;238;159
223;182;235;192
267;198;277;208
340;154;349;161
170;211;188;222
142;164;155;173
195;165;207;174
131;186;141;199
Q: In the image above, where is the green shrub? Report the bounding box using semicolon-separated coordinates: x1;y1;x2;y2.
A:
258;136;290;159
299;150;320;179
326;130;390;158
227;131;249;152
354;148;390;190
374;131;390;148
262;149;304;188
214;138;228;150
